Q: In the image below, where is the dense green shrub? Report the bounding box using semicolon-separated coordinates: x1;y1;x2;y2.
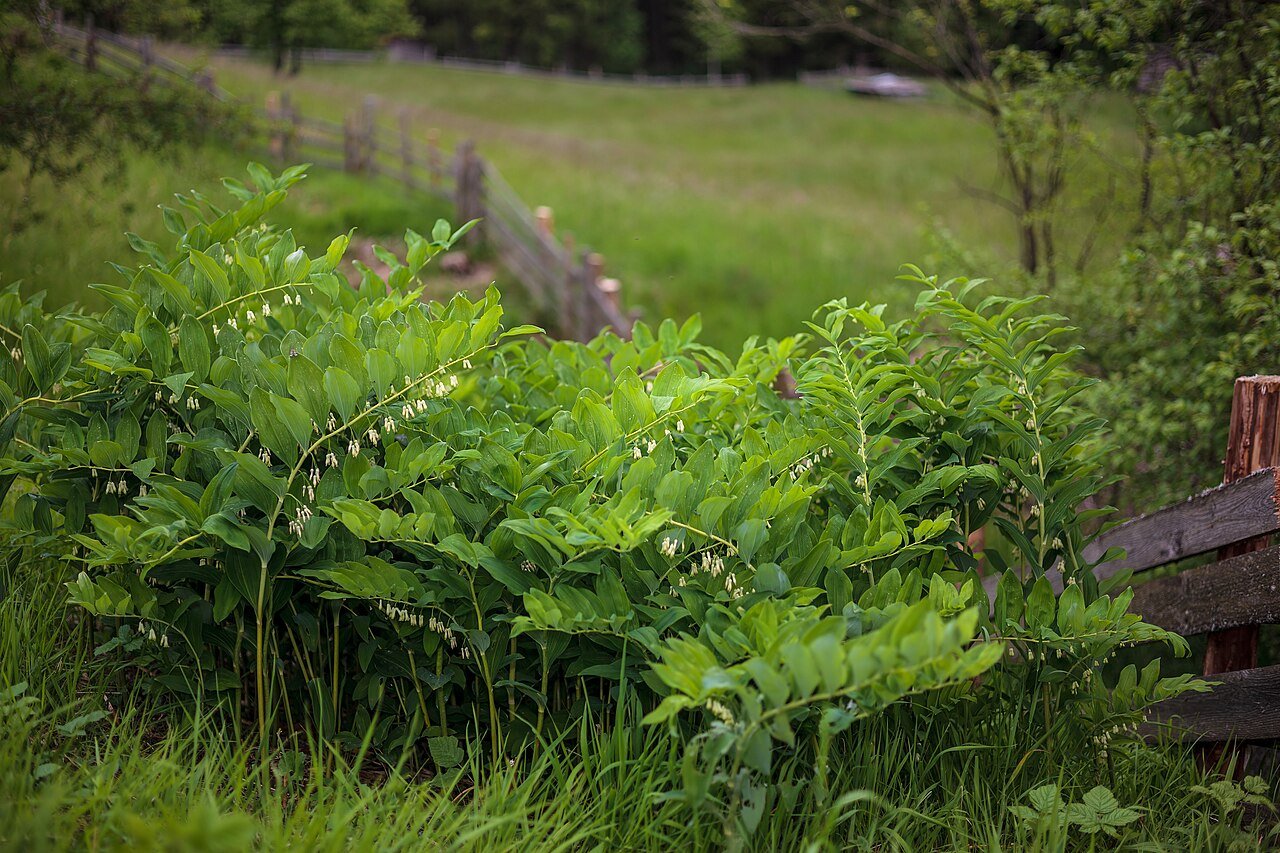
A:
0;166;1199;835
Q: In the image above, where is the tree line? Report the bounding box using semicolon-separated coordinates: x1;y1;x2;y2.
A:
46;0;950;78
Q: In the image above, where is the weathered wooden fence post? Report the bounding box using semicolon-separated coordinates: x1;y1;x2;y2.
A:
453;141;483;243
597;277;621;315
578;252;604;340
196;68;217;95
84;13;97;71
1206;376;1280;674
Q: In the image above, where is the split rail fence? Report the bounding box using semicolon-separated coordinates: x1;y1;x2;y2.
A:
984;375;1280;764
51;18;632;342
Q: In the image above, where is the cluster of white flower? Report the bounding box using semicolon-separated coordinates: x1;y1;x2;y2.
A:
365;427;380;445
1091;721;1137;750
347;438;362;457
520;560;536;573
426;615;458;648
282;292;302;307
697;551;726;578
325;450;339;468
631;437;660;460
327;413;338;431
659;536;682;558
378;600;424;627
421;375;459;398
724;571;744;599
104;479;129;496
9;346;21;363
302;466;321;502
704;698;735;726
287;503;313;537
259;447;272;466
662;419;686;439
137;621;171;648
790;446;832;479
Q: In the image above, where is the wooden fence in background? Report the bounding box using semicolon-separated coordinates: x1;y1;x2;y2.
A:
51;19;632;342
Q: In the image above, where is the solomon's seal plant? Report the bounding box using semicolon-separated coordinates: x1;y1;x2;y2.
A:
0;166;1200;835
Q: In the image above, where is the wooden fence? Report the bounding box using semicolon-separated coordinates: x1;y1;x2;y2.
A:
983;375;1280;762
51;19;632;342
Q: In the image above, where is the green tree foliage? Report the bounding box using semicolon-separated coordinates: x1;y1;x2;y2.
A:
0;3;232;219
196;0;418;72
1073;1;1280;508
0;167;1199;836
410;0;642;73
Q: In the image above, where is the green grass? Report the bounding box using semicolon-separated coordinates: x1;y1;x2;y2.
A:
1;145;453;311
158;49;1135;347
1;555;1273;851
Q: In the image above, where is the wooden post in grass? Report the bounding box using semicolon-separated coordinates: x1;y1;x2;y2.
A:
84;13;97;71
579;252;604;341
1206;376;1280;675
453;141;483;244
196;68;216;95
597;277;621;314
1202;376;1280;771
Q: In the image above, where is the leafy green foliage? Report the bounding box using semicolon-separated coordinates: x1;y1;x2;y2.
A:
0;167;1200;838
1010;783;1140;840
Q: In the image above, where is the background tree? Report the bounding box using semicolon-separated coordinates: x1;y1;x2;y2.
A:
0;1;231;223
709;0;1107;285
196;0;418;73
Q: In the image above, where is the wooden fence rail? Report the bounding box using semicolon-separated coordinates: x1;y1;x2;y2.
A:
51;20;632;342
982;376;1280;757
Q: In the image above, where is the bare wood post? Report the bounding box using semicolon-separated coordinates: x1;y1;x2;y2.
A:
1206;376;1280;675
84;13;97;72
427;129;443;192
265;92;284;162
398;109;413;188
535;206;554;238
597;277;621;314
453;140;483;243
579;252;604;340
196;68;216;95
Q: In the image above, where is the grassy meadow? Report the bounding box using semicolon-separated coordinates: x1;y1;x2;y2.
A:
8;47;1136;347
1;145;452;312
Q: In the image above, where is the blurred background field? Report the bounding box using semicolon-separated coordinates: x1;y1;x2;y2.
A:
4;47;1136;348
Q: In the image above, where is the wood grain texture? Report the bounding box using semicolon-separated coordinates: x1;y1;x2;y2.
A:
1129;544;1280;634
1143;664;1280;742
1206;377;1280;675
982;467;1280;602
1085;467;1280;581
